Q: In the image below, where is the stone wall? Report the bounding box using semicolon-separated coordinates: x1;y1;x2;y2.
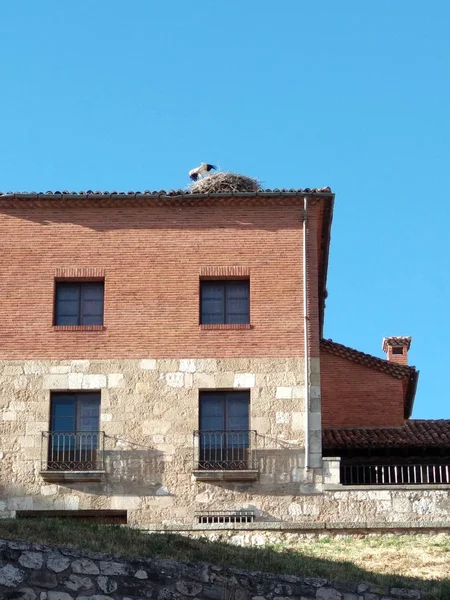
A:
0;538;422;600
1;359;449;529
0;357;323;525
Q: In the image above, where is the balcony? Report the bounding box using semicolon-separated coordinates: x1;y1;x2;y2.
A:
341;462;450;486
193;430;258;482
40;431;105;482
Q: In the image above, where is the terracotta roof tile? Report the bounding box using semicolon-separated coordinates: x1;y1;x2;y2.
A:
382;336;412;352
321;338;415;380
323;420;450;450
0;187;333;198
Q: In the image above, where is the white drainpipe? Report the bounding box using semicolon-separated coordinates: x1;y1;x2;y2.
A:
303;195;310;470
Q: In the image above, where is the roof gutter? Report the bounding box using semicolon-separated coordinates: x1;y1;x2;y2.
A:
404;369;420;419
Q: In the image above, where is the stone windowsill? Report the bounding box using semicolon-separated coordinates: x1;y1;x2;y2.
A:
324;483;450;491
192;469;259;482
52;325;106;332
40;470;105;482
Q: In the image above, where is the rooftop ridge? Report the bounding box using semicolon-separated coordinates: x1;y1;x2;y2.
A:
0;187;333;198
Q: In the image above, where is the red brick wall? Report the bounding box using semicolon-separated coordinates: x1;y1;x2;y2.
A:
0;199;321;360
321;352;405;427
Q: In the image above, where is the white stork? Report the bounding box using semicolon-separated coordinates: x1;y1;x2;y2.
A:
189;162;217;181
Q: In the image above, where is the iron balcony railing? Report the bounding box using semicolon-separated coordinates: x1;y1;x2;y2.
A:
41;431;105;472
193;430;257;470
341;463;450;486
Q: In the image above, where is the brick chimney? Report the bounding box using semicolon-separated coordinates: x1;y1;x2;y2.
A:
382;336;411;366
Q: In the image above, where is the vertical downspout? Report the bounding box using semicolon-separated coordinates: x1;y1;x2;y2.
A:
303;196;310;470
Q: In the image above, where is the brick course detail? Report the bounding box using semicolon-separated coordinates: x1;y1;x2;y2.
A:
0;201;321;359
321;351;405;427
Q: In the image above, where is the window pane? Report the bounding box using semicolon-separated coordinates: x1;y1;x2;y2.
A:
200;393;224;430
55;284;80;325
82;284;104;301
80;284;104;325
226;282;249;324
226;282;249;300
51;396;76;432
201;283;225;324
57;286;80;301
77;395;100;431
226;392;249;431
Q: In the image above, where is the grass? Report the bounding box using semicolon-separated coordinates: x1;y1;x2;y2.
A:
0;519;449;599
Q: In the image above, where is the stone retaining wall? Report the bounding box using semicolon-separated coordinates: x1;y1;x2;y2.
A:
0;538;421;600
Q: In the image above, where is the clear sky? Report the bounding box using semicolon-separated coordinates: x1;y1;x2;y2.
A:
1;1;449;419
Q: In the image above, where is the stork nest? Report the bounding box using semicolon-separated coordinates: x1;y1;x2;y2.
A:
188;172;262;194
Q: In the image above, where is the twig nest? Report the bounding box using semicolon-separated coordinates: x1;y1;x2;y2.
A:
188;172;262;194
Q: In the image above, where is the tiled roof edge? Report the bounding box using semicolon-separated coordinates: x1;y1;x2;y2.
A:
0;187;334;199
323;420;450;450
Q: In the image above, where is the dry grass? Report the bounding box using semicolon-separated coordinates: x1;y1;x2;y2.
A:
0;520;448;599
188;172;261;194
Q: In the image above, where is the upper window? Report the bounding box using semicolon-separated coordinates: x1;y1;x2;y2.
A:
54;281;104;326
200;280;249;324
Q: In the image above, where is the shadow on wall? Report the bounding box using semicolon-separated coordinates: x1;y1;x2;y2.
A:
0;202;307;232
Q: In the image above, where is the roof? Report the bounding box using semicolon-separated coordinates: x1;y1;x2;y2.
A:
321;339;419;418
321;338;415;379
323;420;450;450
0;187;333;199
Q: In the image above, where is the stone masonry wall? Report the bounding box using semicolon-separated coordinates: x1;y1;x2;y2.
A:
0;538;422;600
0;357;323;525
1;358;449;528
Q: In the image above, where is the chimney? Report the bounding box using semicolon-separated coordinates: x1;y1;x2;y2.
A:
382;336;411;366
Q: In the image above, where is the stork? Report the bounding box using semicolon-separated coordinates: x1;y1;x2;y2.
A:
189;162;217;181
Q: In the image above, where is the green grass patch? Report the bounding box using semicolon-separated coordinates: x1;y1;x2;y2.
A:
0;519;448;600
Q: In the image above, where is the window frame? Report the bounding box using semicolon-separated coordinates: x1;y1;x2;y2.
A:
199;279;250;325
50;391;101;434
54;280;105;327
199;390;250;433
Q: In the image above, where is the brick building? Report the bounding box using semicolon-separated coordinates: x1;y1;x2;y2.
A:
0;187;448;531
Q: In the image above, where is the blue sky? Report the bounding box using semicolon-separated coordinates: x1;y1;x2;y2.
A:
1;1;449;418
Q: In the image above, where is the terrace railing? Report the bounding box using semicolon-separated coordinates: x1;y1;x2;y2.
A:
193;430;257;471
341;462;450;485
41;431;105;472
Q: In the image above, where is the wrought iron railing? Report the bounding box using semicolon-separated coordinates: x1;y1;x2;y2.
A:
193;430;257;470
41;431;105;472
341;463;450;485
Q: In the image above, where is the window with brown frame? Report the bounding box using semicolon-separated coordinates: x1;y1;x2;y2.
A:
200;280;249;324
54;281;104;326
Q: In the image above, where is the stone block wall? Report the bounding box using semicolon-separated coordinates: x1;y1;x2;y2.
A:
0;357;322;525
0;538;422;600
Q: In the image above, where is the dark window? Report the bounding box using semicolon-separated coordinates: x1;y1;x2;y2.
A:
392;347;403;355
200;280;249;324
54;281;104;326
51;392;100;434
200;391;250;432
47;392;101;471
197;391;253;470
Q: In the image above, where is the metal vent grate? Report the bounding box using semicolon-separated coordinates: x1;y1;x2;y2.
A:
196;510;255;524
